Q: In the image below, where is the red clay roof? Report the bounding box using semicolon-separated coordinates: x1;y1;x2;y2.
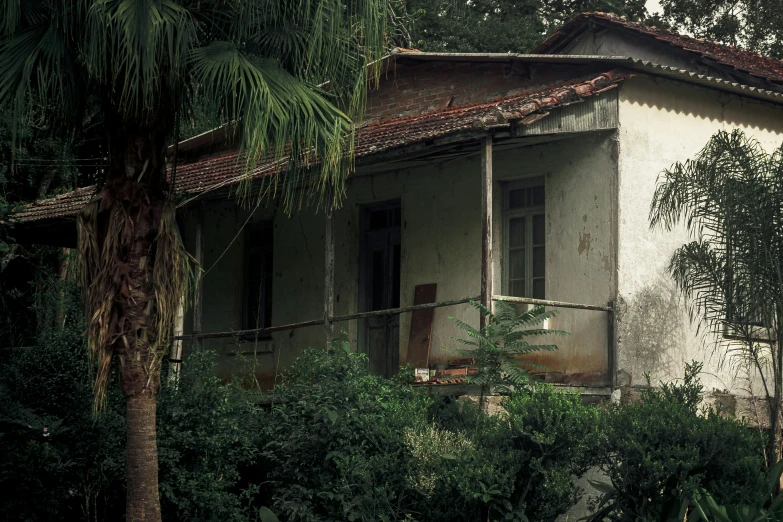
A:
532;12;783;84
11;70;629;225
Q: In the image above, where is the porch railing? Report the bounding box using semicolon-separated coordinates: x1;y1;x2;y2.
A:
170;294;620;388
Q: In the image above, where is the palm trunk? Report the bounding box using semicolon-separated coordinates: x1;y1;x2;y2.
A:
80;117;177;522
126;391;161;521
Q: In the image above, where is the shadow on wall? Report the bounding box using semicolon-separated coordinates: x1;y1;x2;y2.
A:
617;283;686;386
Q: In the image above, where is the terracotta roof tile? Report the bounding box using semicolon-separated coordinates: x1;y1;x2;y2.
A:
9;186;96;224
532;12;783;83
10;70;629;225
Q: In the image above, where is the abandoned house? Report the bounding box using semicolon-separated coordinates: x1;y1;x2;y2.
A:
10;12;783;410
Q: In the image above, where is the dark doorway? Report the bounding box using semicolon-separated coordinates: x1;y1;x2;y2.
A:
359;201;401;377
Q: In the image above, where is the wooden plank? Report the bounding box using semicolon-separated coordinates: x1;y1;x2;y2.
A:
492;294;613;312
171;295;479;342
480;136;494;329
406;283;437;369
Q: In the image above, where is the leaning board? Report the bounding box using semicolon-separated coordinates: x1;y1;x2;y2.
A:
406;283;437;369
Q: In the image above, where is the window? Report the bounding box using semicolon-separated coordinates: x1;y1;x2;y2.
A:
243;221;274;334
503;179;545;299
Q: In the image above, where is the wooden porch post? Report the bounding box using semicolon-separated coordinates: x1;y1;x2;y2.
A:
193;200;205;350
324;208;335;344
480;136;494;330
168;294;185;383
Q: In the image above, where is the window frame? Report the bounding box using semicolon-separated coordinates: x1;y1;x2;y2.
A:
502;177;546;299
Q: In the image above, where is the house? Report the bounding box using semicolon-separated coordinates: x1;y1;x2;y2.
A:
10;13;783;410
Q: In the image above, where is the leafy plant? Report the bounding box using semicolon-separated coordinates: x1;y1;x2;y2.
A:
650;130;783;465
157;350;264;522
503;384;603;522
688;460;783;522
450;300;566;405
586;362;766;522
260;341;431;522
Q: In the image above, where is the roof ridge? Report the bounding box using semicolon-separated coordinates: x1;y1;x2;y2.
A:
532;12;783;83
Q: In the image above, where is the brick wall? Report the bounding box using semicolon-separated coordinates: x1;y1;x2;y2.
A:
365;59;601;122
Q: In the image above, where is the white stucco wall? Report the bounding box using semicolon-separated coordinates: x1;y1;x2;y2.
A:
617;75;783;403
183;131;618;386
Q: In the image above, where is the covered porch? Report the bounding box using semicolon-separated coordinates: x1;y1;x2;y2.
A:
176;94;621;391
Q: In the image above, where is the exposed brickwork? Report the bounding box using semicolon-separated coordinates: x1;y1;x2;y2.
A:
366;60;603;122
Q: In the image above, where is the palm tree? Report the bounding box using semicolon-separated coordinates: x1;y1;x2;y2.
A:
0;1;392;520
650;129;783;467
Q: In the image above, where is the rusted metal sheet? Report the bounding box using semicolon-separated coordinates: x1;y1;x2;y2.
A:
515;91;618;137
406;284;437;368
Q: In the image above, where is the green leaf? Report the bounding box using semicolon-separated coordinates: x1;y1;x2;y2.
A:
257;506;280;522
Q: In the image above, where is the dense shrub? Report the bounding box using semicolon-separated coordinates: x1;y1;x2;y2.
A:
0;266;265;521
0;276;126;521
260;343;432;522
262;344;603;522
157;351;264;521
502;384;603;521
590;362;766;522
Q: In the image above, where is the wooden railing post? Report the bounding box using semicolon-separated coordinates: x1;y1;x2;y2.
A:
193;200;205;350
324;208;335;345
480;136;494;330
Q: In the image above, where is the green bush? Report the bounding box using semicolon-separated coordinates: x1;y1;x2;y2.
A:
157;351;264;521
0;267;265;520
262;342;603;522
408;403;525;522
589;362;766;522
260;342;432;522
0;294;126;521
502;384;603;521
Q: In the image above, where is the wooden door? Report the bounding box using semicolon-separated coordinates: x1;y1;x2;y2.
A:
360;202;401;377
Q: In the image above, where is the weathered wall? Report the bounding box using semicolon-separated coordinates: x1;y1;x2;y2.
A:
182;131;618;385
563;29;729;79
616;75;783;400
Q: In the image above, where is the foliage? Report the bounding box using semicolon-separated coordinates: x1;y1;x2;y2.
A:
0;271;126;521
659;0;783;59
649;129;783;464
261;344;600;522
156;350;265;521
502;384;603;521
450;300;565;395
421;384;602;522
688;460;783;522
0;260;266;521
0;0;398;209
404;0;649;53
587;362;766;522
403;414;526;522
260;341;431;522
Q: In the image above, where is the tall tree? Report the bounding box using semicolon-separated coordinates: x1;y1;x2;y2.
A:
0;1;390;520
404;0;649;53
650;130;783;467
659;0;783;59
